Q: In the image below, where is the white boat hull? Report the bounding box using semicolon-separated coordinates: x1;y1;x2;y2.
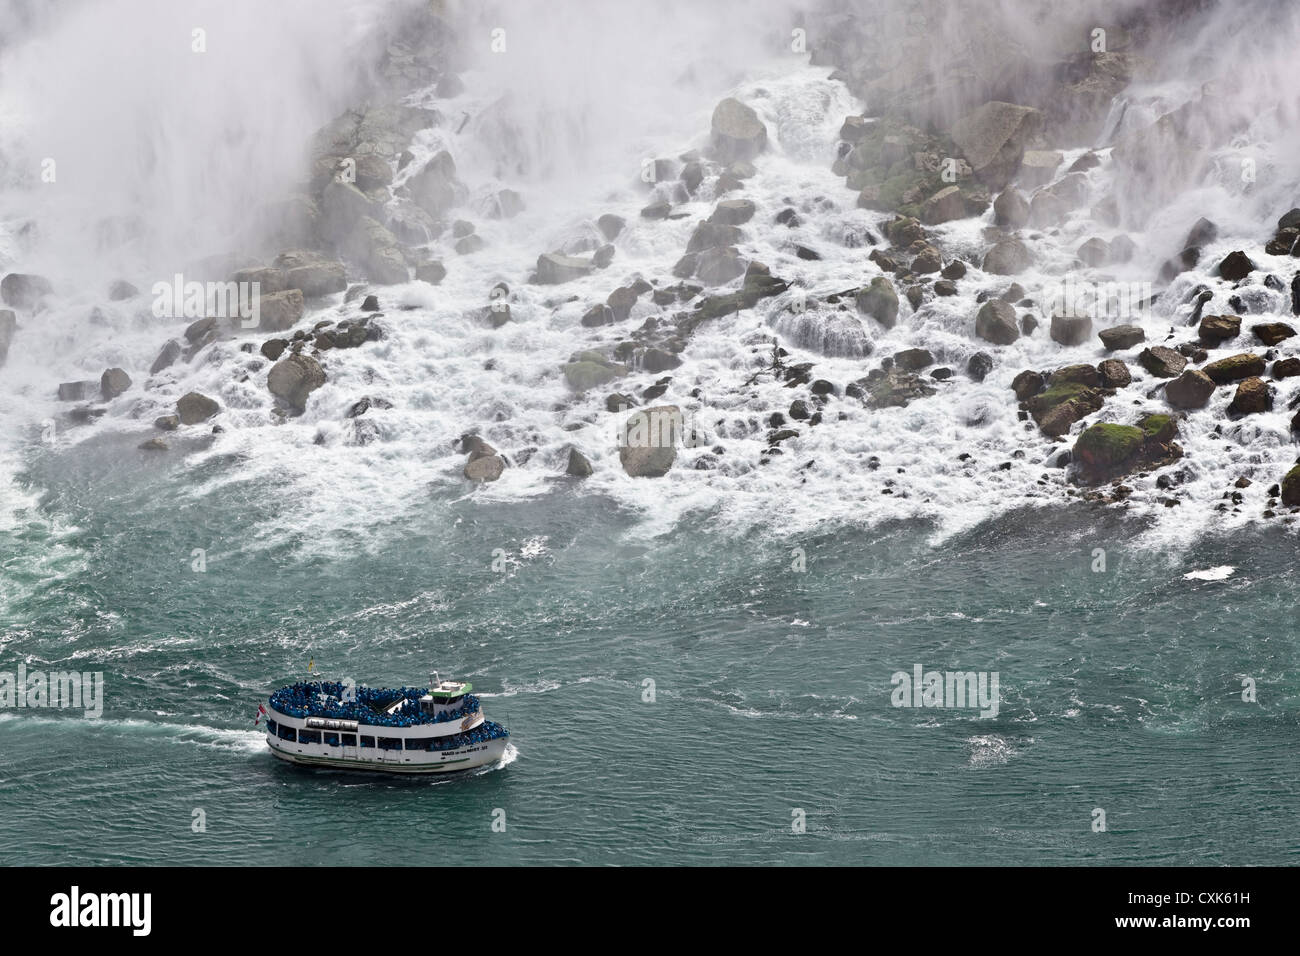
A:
267;733;509;774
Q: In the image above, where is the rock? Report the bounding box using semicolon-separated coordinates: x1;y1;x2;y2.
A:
934;279;958;296
619;405;682;477
597;214;625;241
641;201;672;220
57;381;97;402
407;150;463;218
100;368;131;400
320;180;383;237
920;186;968;224
347;216;408;284
261;338;289;361
1026;381;1104;437
1281;465;1300;507
1217;250;1255;281
982;238;1032;275
950;101;1041;189
416;261;447;284
177;391;219;424
455;234;485;256
1018;150;1062;189
150;339;182;374
788;399;810;420
1052;364;1102;387
852;367;937;409
154;414;180;431
1;273;53;309
911;245;942;274
108;279;139;300
1252;322;1296;346
267;353;326;413
346;396;392;419
975;299;1019;345
1097;359;1131;388
139;438;168;452
1159;247;1201;283
893;348;933;371
536;253;594;285
184;316;218;344
1108;234;1137;263
1279;208;1300;232
257;289;305;332
1099;325;1145;350
694;247;743;284
1228;377;1272;414
1050;314;1093;347
1199;313;1241;343
1073;415;1181;484
1164;369;1216;409
563;352;626;391
709;199;756;226
273;251;346;297
1028;189;1069;228
992;188;1029;231
942;260;967;280
464;454;505;482
855;277;899;328
565;448;593;478
1272;357;1300;379
710;98;767;163
967;352;994;382
1138;346;1187;378
1185;217;1218;249
1077;237;1109;267
1204;353;1266;384
582;305;614;327
0;309;14;364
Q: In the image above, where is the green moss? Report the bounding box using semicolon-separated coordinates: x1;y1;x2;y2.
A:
1075;423;1144;462
1139;414;1173;438
1030;382;1096;411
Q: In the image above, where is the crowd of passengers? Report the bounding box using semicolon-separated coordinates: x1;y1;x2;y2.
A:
268;681;479;728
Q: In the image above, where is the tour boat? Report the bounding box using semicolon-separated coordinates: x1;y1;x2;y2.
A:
263;673;510;774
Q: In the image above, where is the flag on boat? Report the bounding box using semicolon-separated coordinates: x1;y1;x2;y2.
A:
254;703;267;726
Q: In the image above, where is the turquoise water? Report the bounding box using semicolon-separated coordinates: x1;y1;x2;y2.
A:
1;432;1297;865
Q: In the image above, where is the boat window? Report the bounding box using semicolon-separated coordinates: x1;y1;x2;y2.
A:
341;734;356;746
278;724;296;741
266;719;277;734
378;737;402;750
405;737;430;751
359;736;374;748
323;733;340;746
299;729;321;744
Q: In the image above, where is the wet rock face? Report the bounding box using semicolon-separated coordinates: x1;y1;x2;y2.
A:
619;405;683;477
1228;376;1272;414
1072;415;1182;485
949;101;1042;190
1138;346;1187;378
982;238;1032;275
267;353;326;414
975;299;1019;345
0;310;15;365
1098;325;1144;350
100;368;132;400
1164;369;1215;409
1203;353;1266;384
536;253;594;285
177;391;219;425
1;273;53;309
850;367;937;409
710;97;767;163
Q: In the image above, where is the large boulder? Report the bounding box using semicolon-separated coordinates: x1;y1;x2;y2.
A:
619;405;682;477
850;367;937;409
1164;369;1216;409
1228;377;1272;414
709;199;756;226
0;309;15;364
267;353;326;413
406;150;463;218
1097;359;1131;388
1072;415;1181;484
272;251;346;297
563;351;626;391
1281;465;1300;507
1138;346;1186;378
920;186;969;224
1216;250;1254;282
1050;314;1092;347
176;391;219;425
855;277;899;328
1198;313;1240;344
710;98;767;164
536;253;594;285
1252;322;1296;346
464;454;505;482
347;216;408;285
950;101;1042;189
1026;381;1104;437
565;448;593;478
100;368;132;400
1099;325;1144;350
1;273;53;309
150;339;182;374
982;238;1032;275
975;299;1019;345
992;188;1029;228
1204;353;1266;384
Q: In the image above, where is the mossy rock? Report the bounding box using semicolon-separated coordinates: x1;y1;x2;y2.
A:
1282;465;1300;507
1074;423;1145;472
1028;382;1102;413
1139;413;1176;442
